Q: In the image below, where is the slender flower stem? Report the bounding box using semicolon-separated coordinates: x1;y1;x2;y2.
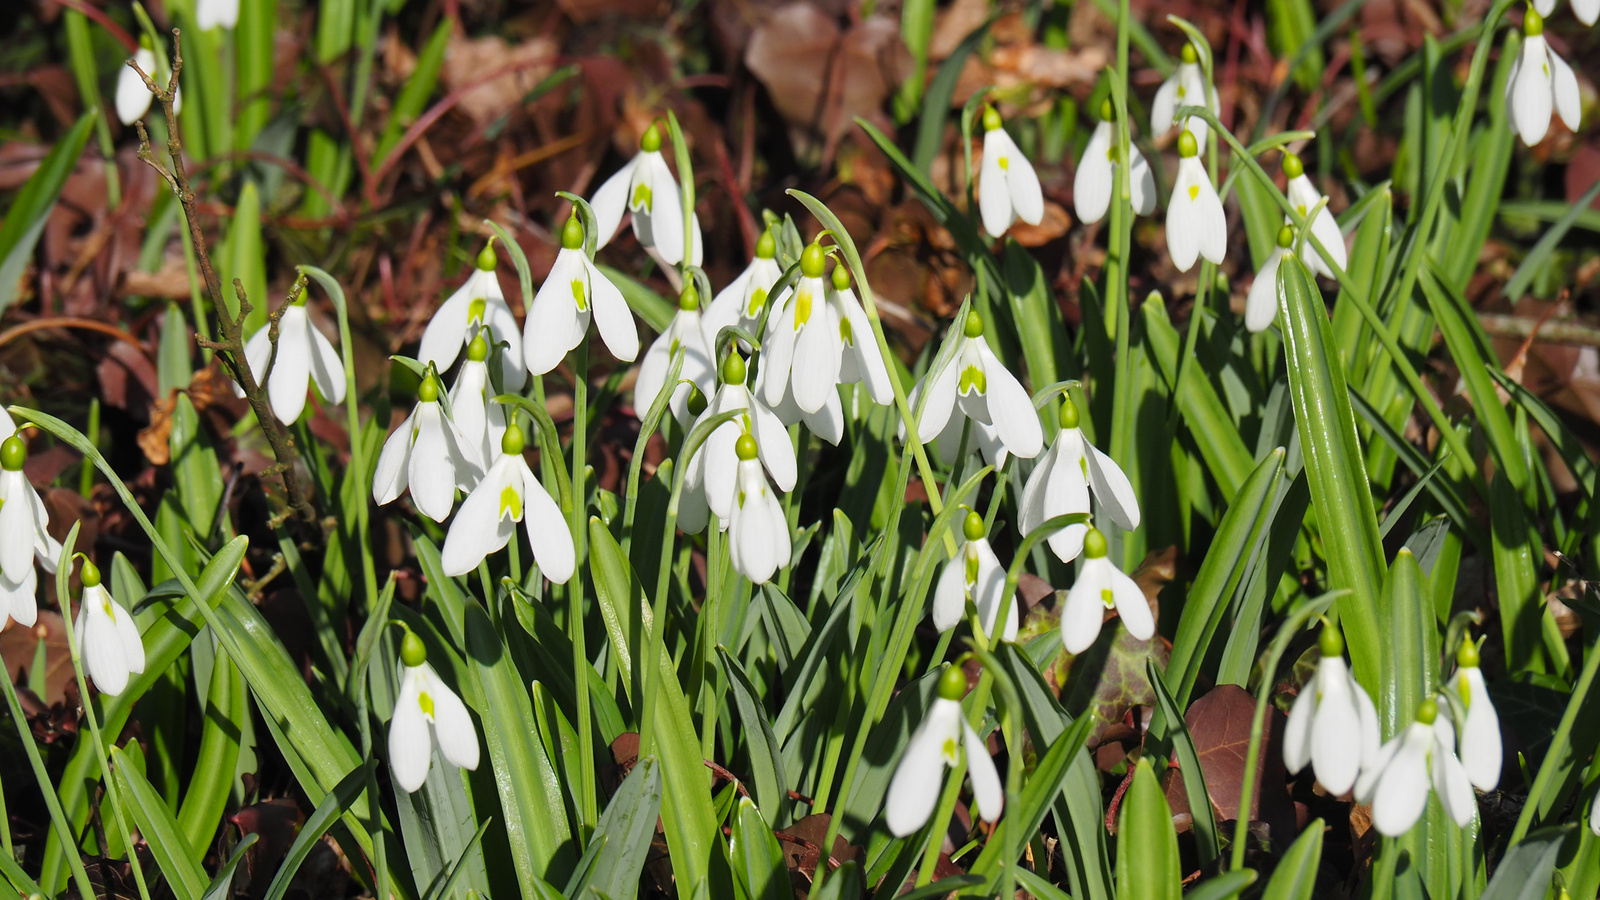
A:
569;339;597;831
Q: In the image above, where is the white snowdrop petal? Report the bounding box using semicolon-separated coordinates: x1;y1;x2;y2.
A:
522;466;575;584
1083;442;1140;530
1000;137;1045;226
761;291;800;407
838;291;894;405
1282;686;1317;774
114;600;145;676
1167;187;1201;272
1108;565;1154;641
1432;744;1477;827
373;414;416;505
419;281;475;374
425;667;480;771
408;406;458;522
1590;792;1600;836
0;472;37;582
1308;661;1363;795
1354;734;1400;804
1150;75;1180;135
799;387;845;446
265;309;313;424
1018;438;1060;536
485;300;528;392
389;671;432;793
931;553;968;633
1060;564;1108;654
586;258;640;363
1458;669;1502;791
1511;39;1555;145
83;601;130;696
589;157;638;250
1573;0;1598;24
633;331;676;419
116;50;156;126
791;311;842;416
2;568;37;629
1128;144;1157;217
307;318;346;406
237;325;272;399
1353;675;1382;770
973;540;1017;642
885;699;962;837
975;343;1042;459
1549;49;1582;134
1246;249;1284;333
1195;179;1228;265
1533;0;1555;16
913;358;961;445
1074;123;1114;225
963;723;1004;823
643;154;690;264
702;422;742;521
524;252;587;375
1372;729;1431;836
979;130;1014;238
751;402;798;493
440;463;514;576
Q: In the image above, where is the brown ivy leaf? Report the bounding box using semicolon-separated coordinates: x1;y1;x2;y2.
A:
0;613;74;705
1160;684;1297;843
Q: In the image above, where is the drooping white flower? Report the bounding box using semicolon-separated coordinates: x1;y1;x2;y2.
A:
1246;225;1295;333
1151;42;1220;143
725;434;791;585
702;229;782;349
1073;102;1157;225
904;310;1043;465
1281;626;1382;796
1166;129;1227;272
196;0;239;30
1355;698;1477;836
1574;0;1599;26
759;363;845;446
1282;153;1346;278
589;124;704;266
1018;400;1139;562
72;560;144;697
978;107;1045;239
1059;527;1154;653
1506;10;1581;146
0;436;62;630
827;264;895;407
524;214;639;375
884;665;1003;837
115;42;181;126
932;511;1019;642
635;284;715;427
420;241;527;392
235;289;345;425
1444;637;1501;792
762;243;842;415
680;353;797;534
440;423;572;581
447;335;509;466
372;373;484;522
389;632;479;793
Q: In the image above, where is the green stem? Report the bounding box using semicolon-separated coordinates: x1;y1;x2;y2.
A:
569;339;596;831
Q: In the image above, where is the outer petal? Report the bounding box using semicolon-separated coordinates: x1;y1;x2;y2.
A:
1060;562;1108;654
751;400;798;492
448;362;491;460
524;252;586;375
266;309;313;423
642;153;690;264
703;263;755;345
1018;436;1059;536
996;130;1044;226
1550;49;1582;134
82;599;130;696
978;130;1014;238
1176;64;1212;143
1193;178;1228;265
931;553;968;633
113;598;145;676
972;539;1017;642
1534;0;1556;14
798;387;845;446
1282;685;1317;774
1574;0;1598;25
1246;249;1284;332
389;668;432;793
761;290;799;408
976;343;1042;459
790;292;842;414
885;699;962;837
306;316;347;406
1510;39;1554;145
1150;74;1180;134
1355;734;1401;804
0;409;13;441
1084;441;1140;530
1431;740;1477;827
419;280;475;373
1456;669;1501;791
1371;728;1431;837
1;567;37;629
1042;437;1091;563
703;422;743;521
912;357;961;445
590;156;639;249
25;485;59;571
522;464;575;584
963;722;1004;823
1307;659;1363;795
1074;123;1114;225
408;405;458;521
440;461;515;576
116;51;156;126
1108;563;1154;641
485;299;528;391
632;329;677;421
1167;170;1202;272
835;290;894;404
372;413;416;505
1127;144;1157;217
1353;676;1382;770
1591;791;1600;837
424;666;480;772
586;257;640;363
0;473;37;582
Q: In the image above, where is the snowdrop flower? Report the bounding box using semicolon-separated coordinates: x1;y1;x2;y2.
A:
978;107;1045;239
421;241;526;392
0;436;61;630
759;362;845;446
389;630;479;793
884;664;1002;837
196;0;239;30
1060;527;1154;653
115;38;180;126
1444;636;1501;791
525;214;639;375
1151;42;1220;143
72;560;144;697
1246;225;1295;333
1074;100;1156;225
1282;626;1382;796
235;285;345;424
372;373;484;522
932;511;1019;641
447;335;508;465
589;124;703;266
1506;9;1581;146
440;423;572;581
681;353;797;534
1355;698;1477;836
1019;400;1139;563
825;263;895;406
702;229;781;348
762;243;841;415
635;283;715;426
905;311;1043;465
1282;153;1346;278
1166;129;1227;272
726;434;791;584
0;407;14;441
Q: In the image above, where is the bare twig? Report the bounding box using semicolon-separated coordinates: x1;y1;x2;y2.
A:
129;34;320;528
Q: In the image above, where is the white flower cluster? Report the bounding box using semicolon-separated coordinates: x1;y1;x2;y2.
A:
1284;629;1502;836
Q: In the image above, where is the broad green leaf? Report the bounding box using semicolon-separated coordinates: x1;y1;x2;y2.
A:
110;746;207;900
1480;826;1576;900
175;648;244;860
1146;660;1219;869
728;797;786;900
717;647;788;826
1380;551;1436;739
1261;817;1322;900
585;756;663;900
1116;759;1180;900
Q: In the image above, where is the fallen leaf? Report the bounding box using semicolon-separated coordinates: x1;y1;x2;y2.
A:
1161;684;1297;843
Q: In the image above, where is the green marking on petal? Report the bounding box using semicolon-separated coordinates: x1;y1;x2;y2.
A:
570;278;588;312
998;156;1009;171
1100;588;1115;609
419;691;435;718
793;288;813;327
102;598;116;618
499;483;522;520
942;737;960;762
958;365;986;396
468;297;486;324
1080;457;1089;478
1459;677;1471;708
839;315;853;346
631;182;652;211
747;286;769;317
965;548;980;588
1187;184;1200;201
737;488;747;508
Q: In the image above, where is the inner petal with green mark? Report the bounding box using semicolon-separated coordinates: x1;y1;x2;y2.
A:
941;736;960;764
468;298;486;324
747;286;768;317
418;691;435;719
1100;588;1115;609
998;156;1009;171
793;288;813;328
499;483;523;520
631;182;652;212
838;315;853;346
1459;677;1471;708
102;598;116;619
958;365;987;396
1187;184;1199;201
570;278;589;312
964;546;980;593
